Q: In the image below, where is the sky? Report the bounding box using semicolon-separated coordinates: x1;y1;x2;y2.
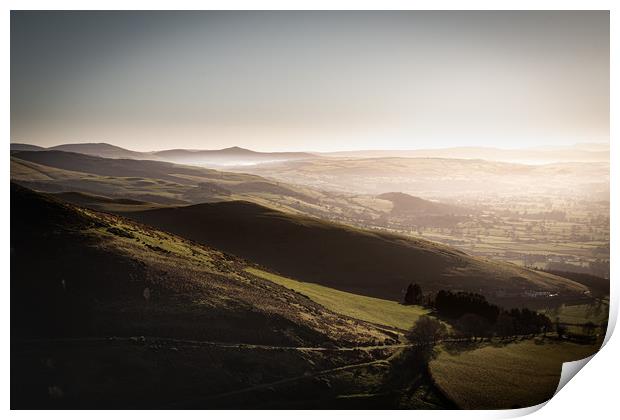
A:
11;11;609;152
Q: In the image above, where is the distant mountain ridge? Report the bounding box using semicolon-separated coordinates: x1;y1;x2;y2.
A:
11;142;315;165
152;146;315;166
11;142;609;165
319;144;609;164
11;142;153;159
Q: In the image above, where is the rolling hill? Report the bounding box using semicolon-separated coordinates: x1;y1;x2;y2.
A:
376;192;471;228
377;192;469;216
10;150;402;224
123;200;588;307
11;182;390;346
10;143;47;152
10;150;322;208
12;183;409;408
11;142;154;159
12;150;217;182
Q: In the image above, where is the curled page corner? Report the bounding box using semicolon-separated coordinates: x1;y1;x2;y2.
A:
491;352;600;419
554;353;596;396
602;299;617;348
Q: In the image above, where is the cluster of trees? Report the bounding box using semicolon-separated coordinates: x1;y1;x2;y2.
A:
435;291;553;339
492;308;553;338
403;285;554;340
434;290;499;322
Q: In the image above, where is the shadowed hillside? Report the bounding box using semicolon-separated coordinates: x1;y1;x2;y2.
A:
11;142;154;159
12;150;224;184
10;143;46;151
124;201;588;307
11;183;390;347
49;142;152;159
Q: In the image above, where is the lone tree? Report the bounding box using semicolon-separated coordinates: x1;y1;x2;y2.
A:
406;315;448;347
404;283;423;305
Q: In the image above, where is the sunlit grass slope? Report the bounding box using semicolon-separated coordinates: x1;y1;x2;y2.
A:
246;267;428;331
429;339;600;409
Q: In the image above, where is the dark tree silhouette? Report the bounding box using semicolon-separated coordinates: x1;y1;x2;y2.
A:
433;290;499;322
495;312;516;338
404;283;423;305
457;313;491;340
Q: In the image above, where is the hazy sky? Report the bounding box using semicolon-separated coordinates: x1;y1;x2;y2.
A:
11;11;609;152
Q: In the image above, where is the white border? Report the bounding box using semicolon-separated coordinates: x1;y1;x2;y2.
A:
3;2;616;419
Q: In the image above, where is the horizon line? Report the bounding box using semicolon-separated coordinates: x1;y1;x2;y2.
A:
10;140;611;155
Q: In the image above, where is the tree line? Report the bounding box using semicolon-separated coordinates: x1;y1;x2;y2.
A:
404;284;553;340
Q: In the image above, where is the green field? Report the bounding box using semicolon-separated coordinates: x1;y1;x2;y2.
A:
429;339;600;409
246;268;428;331
542;302;609;325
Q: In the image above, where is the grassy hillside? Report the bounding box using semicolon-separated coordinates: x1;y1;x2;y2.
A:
11;183;390;347
11;183;415;408
429;338;600;409
10;151;330;212
377;192;469;216
125;200;588;307
246;268;428;331
542;301;609;325
10;184;601;409
14;184;480;409
544;270;610;297
51;191;165;213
